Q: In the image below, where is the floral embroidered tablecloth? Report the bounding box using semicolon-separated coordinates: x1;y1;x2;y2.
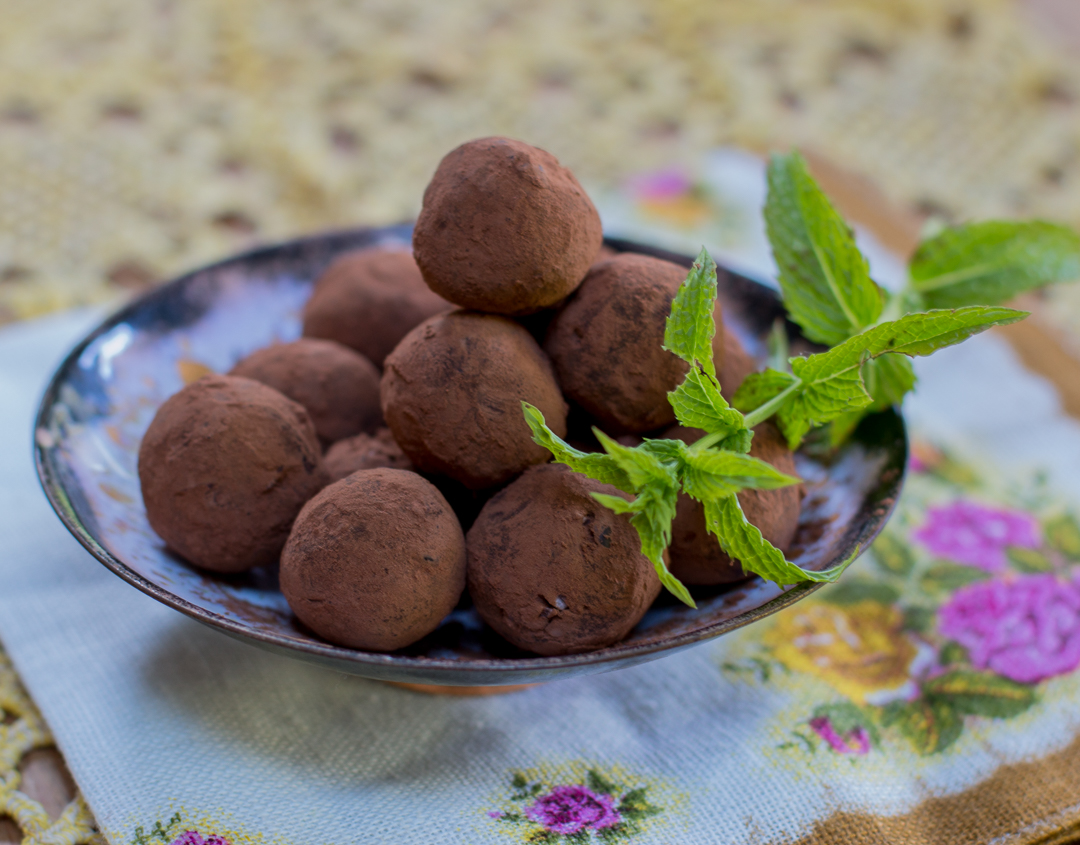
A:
2;297;1080;845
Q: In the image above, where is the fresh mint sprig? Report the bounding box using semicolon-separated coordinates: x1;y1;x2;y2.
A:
764;151;1080;438
521;153;1046;604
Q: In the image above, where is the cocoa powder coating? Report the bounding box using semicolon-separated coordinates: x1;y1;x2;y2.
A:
324;427;413;482
412;136;603;315
280;468;466;652
302;248;450;367
467;464;661;655
667;422;802;585
544;253;726;433
381;310;568;490
229;338;382;442
138;374;329;573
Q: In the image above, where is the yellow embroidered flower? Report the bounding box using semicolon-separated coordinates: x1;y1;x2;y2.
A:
765;601;919;705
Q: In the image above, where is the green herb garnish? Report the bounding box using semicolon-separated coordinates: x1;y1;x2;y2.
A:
522;150;1068;605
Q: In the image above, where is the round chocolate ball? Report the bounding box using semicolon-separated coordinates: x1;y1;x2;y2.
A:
138;374;329;573
302;247;450;367
229;338;382;443
381;310;568;490
412;136;603;315
324;427;413;483
544;253;727;433
667;422;802;585
467;463;661;655
280;468;466;652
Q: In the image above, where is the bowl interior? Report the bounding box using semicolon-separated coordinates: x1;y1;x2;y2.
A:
34;226;906;686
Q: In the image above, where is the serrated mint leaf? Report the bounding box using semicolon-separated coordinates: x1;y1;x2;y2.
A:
682;449;800;502
911;220;1080;309
702;494;856;586
594;429;679;491
864;354;916;410
732;369;798;414
766;151;885;345
663;246;718;376
828;409;866;448
522;402;632;491
717;429;754;453
668;368;748;438
770;306;1026;448
638;438;689;463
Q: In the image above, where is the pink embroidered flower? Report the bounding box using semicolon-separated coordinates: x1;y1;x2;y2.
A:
628;169;692;201
912;501;1040;571
170;833;231;845
809;716;871;755
524;785;621;835
938;574;1080;683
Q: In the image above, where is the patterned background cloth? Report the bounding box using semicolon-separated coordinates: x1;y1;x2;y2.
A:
5;1;1080;843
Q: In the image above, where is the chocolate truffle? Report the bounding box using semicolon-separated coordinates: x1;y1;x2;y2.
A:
413;136;603;315
667;422;801;585
138;374;329;573
381;310;568;490
718;328;758;402
229;338;382;442
302;248;450;367
467;464;661;655
324;427;413;482
544;253;726;433
280;468;466;652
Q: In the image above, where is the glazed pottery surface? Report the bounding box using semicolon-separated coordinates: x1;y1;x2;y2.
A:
34;226;906;686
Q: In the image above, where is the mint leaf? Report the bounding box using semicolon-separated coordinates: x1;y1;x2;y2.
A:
702;495;857;586
682;448;800;502
663;246;719;376
734;306;1026;448
521;402;632;491
766;151;885;345
668;369;748;441
910;221;1080;309
864;354;916;410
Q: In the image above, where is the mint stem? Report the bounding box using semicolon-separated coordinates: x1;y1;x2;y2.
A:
743;378;803;428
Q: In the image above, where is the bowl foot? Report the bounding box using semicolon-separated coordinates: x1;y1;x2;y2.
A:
387;681;539;696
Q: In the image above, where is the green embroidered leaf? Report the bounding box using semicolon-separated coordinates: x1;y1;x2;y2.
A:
939;641;969;667
919;561;991;595
1006;546;1054;574
822;578;900;606
924;670;1037;718
903;605;936;634
765;151;885;345
1045;513;1080;560
663;246;718;377
668;368;748;440
587;769;617;796
812;701;879;744
882;698;963;755
870;530;915;576
681;447;801;503
910;221;1080;309
701;494;856;586
522;402;632;492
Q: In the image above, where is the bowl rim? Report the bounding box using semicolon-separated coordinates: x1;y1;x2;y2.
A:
33;226;906;683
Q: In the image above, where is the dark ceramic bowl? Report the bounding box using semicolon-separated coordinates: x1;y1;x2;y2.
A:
34;226;906;687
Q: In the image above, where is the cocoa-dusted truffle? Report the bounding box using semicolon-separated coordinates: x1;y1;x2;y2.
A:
138;374;329;573
324;427;412;482
467;463;661;655
381;310;568;490
544;253;726;433
667;422;801;585
280;468;466;652
413;137;602;315
302;248;450;367
229;338;381;442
